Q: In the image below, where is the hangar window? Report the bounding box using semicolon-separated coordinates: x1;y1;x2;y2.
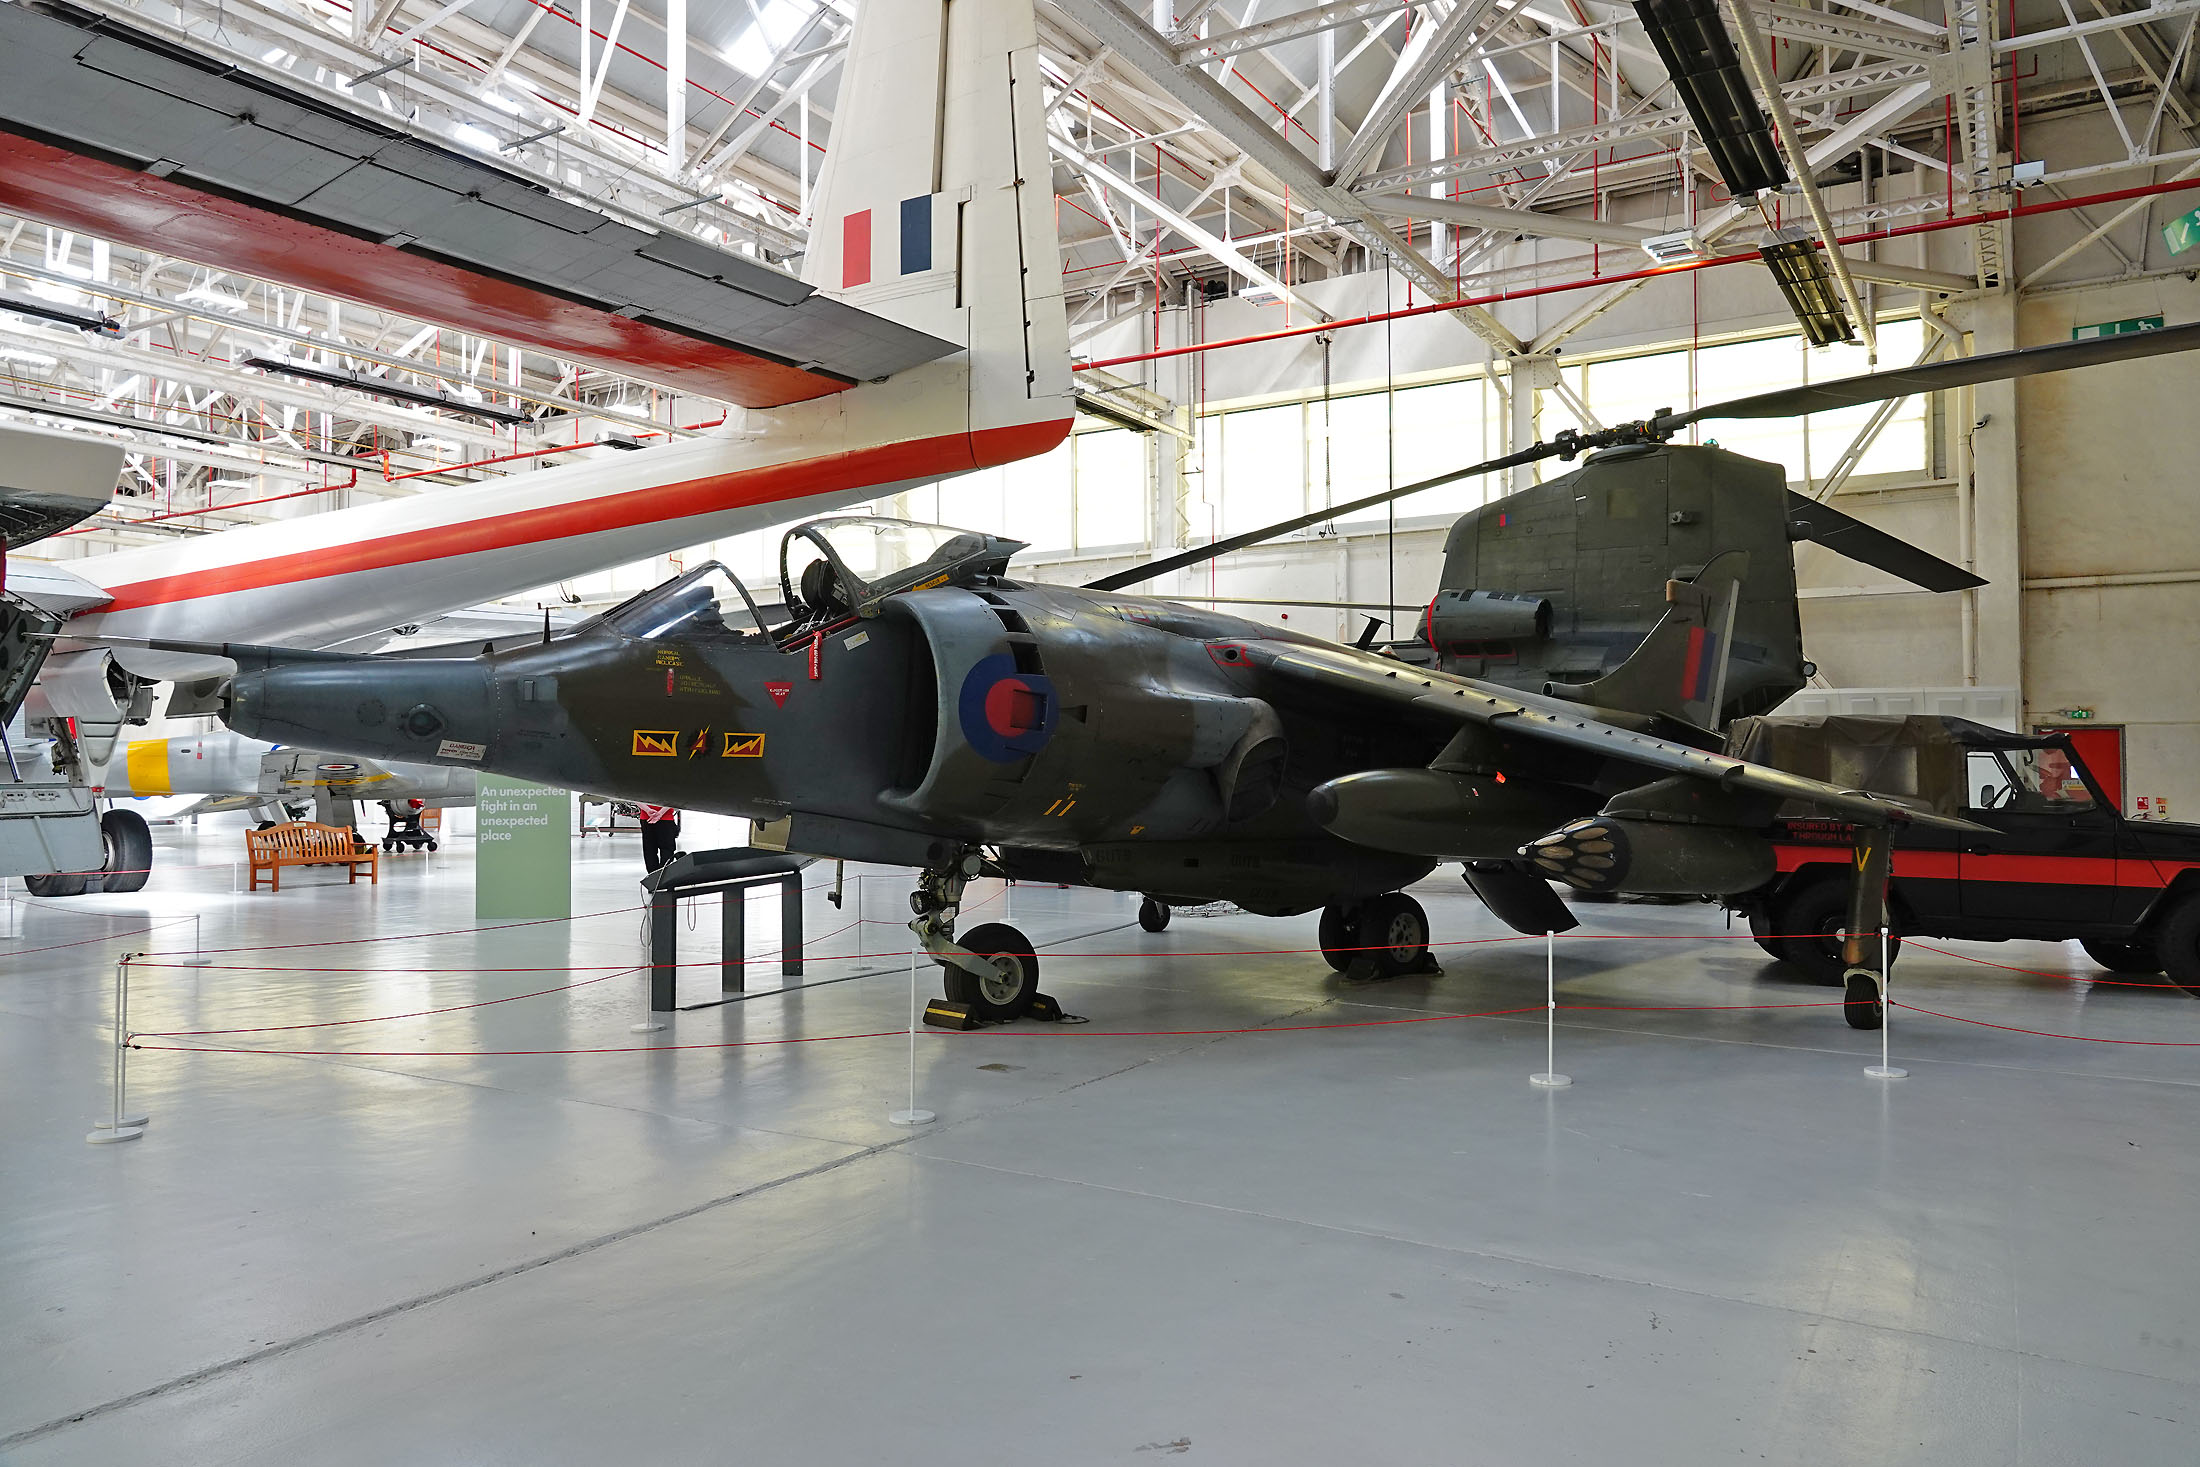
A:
1073;430;1145;548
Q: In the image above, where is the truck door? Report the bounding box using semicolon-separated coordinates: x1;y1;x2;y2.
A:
1957;746;2119;927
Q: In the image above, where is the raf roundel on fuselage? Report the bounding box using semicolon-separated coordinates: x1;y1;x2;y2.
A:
957;653;1057;763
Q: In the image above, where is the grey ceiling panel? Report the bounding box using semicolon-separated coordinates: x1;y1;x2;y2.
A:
191;126;359;207
249;101;386;161
292;164;461;236
0;4;960;391
373;141;493;194
474;179;609;234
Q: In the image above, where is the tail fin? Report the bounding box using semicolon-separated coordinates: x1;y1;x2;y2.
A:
803;0;1070;452
1566;550;1747;731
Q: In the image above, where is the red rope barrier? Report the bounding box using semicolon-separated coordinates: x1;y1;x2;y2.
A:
131;1002;1557;1057
1892;1001;2200;1046
1904;941;2191;990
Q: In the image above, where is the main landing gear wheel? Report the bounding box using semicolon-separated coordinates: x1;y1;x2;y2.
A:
2079;937;2163;975
2156;898;2200;999
1843;970;1885;1030
1774;880;1902;986
1138;897;1171;932
98;809;153;894
941;922;1040;1021
1746;907;1784;960
24;871;89;897
1356;892;1432;976
1317;902;1362;972
1320;897;1438;976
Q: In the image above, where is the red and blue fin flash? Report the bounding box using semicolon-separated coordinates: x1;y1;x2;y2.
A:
841;195;937;289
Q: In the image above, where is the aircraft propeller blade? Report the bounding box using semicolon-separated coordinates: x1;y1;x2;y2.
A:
1783;492;1984;592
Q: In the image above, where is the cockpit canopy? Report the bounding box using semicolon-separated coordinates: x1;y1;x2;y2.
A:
779;516;1023;626
594;518;1024;648
602;562;770;642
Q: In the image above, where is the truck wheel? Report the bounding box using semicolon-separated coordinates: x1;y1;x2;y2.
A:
99;810;153;894
2079;937;2162;976
2158;899;2200;999
1773;880;1902;986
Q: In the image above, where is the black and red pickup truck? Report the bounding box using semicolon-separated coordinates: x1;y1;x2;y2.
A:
1725;716;2200;994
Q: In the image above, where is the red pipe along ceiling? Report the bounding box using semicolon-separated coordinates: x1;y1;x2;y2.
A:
1077;175;2200;373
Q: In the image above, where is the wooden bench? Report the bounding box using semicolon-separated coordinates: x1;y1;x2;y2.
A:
245;821;379;892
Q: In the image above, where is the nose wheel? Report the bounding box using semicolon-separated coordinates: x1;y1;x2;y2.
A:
909;848;1041;1022
940;922;1039;1021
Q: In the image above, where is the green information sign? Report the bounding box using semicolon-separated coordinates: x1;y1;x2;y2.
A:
2071;315;2164;340
474;774;572;920
2165;206;2200;257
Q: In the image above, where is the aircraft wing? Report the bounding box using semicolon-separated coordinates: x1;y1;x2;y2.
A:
1245;639;1987;836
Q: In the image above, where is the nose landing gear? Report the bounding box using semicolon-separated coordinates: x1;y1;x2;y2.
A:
910;848;1040;1023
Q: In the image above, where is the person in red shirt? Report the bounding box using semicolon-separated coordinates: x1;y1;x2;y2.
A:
635;804;681;872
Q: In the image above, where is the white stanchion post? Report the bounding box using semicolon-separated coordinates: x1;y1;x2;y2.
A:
0;893;19;939
1531;929;1571;1089
1866;925;1908;1079
889;944;935;1126
170;912;212;968
87;954;148;1143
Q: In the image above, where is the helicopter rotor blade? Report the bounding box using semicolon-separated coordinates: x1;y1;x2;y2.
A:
1783;491;1985;592
1083;317;2200;594
1082;443;1553;592
1656;319;2200;433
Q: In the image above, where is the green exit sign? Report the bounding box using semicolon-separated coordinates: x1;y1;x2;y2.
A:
2072;316;2164;339
2167;206;2200;255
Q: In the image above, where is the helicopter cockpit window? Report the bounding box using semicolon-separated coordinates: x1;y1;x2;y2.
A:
605;563;769;643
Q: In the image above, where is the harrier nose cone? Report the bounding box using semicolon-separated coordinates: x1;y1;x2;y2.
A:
222;658;496;766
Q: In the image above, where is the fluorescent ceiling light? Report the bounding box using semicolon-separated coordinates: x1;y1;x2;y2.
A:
451;123;500;152
412;435;465;453
0;347;57;368
207;477;261;489
179;285;251;313
1640;230;1705;265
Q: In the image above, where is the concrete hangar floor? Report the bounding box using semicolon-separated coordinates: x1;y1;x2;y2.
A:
3;824;2196;1464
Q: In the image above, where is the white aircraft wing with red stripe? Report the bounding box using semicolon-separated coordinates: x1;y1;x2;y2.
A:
17;0;1071;687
